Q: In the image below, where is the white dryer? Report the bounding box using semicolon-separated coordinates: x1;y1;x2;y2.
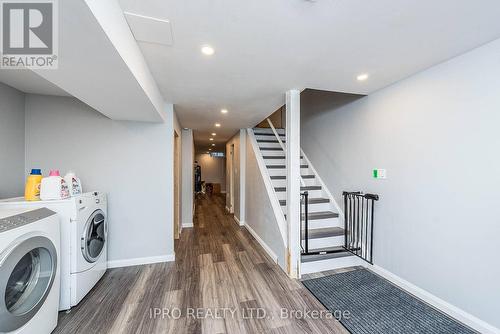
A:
0;192;107;310
0;207;60;334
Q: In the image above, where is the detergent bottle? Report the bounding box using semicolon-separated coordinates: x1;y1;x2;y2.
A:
40;170;70;200
24;169;43;201
64;171;82;196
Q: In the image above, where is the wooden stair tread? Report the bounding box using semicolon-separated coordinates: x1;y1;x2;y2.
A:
270;175;315;180
260;147;283;151
280;198;330;206
275;185;321;192
301;248;353;263
301;227;344;239
266;165;308;169
303;211;339;220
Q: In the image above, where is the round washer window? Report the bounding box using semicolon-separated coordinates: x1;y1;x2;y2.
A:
82;210;106;263
5;248;53;315
0;235;57;333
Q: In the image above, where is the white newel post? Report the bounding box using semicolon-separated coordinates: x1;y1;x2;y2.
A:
286;89;301;278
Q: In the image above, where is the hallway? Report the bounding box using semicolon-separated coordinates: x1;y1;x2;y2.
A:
53;194;348;334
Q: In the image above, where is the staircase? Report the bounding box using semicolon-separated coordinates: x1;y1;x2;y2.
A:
252;127;364;275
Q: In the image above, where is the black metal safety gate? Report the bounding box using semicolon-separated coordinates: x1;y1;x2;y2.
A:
300;191;379;265
343;191;379;264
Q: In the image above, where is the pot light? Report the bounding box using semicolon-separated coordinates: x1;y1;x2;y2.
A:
357;73;369;81
211;133;216;136
215;123;221;127
212;144;215;146
209;138;214;141
201;45;215;56
221;109;228;114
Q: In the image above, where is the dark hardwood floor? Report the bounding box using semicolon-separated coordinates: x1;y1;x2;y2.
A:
54;194;348;334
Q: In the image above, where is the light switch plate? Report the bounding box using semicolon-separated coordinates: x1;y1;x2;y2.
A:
373;169;387;179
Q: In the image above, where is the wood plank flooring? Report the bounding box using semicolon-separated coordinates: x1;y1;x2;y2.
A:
54;194;349;334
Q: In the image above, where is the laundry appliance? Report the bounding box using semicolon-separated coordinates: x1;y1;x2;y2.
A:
0;192;107;310
0;207;60;334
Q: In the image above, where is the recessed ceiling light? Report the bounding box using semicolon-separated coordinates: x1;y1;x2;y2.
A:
209;138;214;141
211;133;216;136
201;45;215;56
209;148;212;151
221;109;228;114
212;143;215;146
215;123;221;127
357;73;369;81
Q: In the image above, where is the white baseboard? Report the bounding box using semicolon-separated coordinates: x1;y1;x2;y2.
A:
107;254;175;269
244;224;278;264
233;216;244;226
369;265;500;334
182;222;194;228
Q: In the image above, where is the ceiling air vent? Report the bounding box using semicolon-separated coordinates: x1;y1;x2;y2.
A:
124;12;173;46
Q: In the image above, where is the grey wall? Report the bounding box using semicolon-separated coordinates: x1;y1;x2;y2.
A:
25;95;175;263
195;153;226;192
0;83;25;198
301;39;500;327
245;134;286;268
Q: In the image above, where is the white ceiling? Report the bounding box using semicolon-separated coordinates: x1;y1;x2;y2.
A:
118;0;500;151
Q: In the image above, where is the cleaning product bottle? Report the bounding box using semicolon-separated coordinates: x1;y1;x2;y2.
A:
40;170;70;200
64;171;82;196
24;169;43;201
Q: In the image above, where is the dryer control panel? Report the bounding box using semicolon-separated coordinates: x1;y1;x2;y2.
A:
0;208;56;233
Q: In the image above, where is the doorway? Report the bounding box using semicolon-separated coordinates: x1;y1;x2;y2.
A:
174;131;181;239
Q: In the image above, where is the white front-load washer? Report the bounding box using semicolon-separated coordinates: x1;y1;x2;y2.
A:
0;207;60;334
70;192;107;306
0;192;107;311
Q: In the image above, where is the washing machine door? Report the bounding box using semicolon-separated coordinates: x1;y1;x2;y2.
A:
0;236;57;332
81;209;106;263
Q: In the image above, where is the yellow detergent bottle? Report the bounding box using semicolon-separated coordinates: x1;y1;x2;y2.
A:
25;169;43;201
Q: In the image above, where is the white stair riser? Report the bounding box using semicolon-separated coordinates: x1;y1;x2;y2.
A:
307;218;342;229
259;150;285;157
267;166;311;177
301;256;365;275
267;169;287;177
306;235;344;249
276;192;287;201
272;179;287;187
275;189;322;201
263;158;305;165
258;142;284;148
281;201;333;213
272;178;318;187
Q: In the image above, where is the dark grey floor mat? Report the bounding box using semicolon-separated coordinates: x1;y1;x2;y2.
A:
302;268;477;334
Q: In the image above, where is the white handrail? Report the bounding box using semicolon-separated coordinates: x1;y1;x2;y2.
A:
266;118;286;151
266;118;305;188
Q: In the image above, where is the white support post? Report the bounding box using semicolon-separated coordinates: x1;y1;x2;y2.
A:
286;89;301;278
